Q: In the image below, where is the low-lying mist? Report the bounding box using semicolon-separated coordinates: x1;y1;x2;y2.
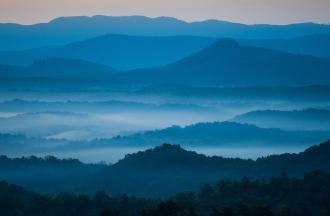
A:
0;86;329;162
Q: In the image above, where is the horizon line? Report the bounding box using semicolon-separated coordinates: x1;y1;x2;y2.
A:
1;14;329;26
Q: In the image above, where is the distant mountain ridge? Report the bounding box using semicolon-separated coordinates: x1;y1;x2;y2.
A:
115;39;330;86
2;39;330;87
1;15;330;50
0;35;216;70
0;57;117;80
1;33;330;70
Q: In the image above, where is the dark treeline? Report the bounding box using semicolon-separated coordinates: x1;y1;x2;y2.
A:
1;170;330;216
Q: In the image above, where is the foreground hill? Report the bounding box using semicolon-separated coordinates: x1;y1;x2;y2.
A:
1;15;330;50
0;35;216;70
232;109;330;131
1;141;330;197
240;33;330;58
104;141;330;196
116;39;330;86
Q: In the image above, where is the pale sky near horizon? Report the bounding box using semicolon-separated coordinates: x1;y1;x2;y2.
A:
0;0;330;25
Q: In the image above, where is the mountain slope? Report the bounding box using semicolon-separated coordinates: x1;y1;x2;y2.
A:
0;35;216;70
117;39;330;86
239;33;330;58
1;15;330;50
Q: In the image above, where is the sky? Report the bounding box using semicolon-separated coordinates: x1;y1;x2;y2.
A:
0;0;330;25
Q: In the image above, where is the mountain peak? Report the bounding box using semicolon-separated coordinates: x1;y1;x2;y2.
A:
212;38;240;48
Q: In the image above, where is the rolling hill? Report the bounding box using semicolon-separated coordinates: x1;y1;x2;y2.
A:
1;15;330;50
1;141;330;197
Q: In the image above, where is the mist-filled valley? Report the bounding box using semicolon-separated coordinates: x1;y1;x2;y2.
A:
1;13;330;216
1;85;330;163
